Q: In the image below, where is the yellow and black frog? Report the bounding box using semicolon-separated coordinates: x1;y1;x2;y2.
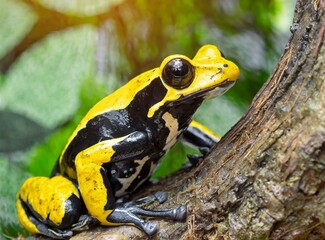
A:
16;45;239;238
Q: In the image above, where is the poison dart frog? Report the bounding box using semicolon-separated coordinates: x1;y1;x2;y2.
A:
16;45;239;239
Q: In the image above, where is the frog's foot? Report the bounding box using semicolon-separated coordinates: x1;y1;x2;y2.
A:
71;214;99;232
28;215;73;239
185;147;210;167
109;192;187;235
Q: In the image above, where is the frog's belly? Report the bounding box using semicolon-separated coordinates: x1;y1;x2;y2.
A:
108;156;159;197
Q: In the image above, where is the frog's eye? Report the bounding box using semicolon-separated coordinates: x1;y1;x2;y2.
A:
162;58;195;89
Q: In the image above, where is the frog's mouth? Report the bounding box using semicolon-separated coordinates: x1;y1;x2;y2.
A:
172;79;235;105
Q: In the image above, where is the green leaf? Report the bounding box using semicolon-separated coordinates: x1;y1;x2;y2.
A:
0;110;48;153
0;156;31;238
0;25;97;129
28;76;120;176
27;124;74;176
0;0;37;59
34;0;124;16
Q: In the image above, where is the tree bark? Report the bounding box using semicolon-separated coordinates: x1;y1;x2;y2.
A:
70;1;325;239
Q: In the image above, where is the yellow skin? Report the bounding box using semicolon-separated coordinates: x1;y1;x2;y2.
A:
190;120;220;140
17;176;80;233
16;45;239;238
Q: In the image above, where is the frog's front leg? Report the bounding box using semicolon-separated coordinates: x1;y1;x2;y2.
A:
75;131;186;235
182;120;220;166
107;191;186;235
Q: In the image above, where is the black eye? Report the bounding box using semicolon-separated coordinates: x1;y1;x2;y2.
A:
162;58;195;89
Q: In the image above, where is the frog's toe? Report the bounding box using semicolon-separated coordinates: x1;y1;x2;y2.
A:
185;146;211;167
71;214;98;231
107;198;187;235
142;221;158;236
185;153;203;167
153;191;168;203
35;221;73;239
174;205;187;221
199;146;210;155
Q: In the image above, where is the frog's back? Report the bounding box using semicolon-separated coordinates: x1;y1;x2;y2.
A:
58;70;170;178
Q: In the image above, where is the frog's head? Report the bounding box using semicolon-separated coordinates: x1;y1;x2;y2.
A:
148;44;239;118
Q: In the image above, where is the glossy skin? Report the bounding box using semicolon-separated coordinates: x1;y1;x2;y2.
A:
16;45;240;238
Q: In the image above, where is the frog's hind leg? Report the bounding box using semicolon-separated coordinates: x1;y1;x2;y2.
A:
181;120;220;166
16;176;88;239
108;192;186;235
16;198;73;239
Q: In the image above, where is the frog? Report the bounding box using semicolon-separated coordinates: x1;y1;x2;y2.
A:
16;44;240;239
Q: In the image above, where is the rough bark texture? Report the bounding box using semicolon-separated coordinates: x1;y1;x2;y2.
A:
69;1;325;239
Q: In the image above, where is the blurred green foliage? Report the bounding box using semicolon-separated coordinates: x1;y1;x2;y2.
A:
1;25;97;128
0;0;295;238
